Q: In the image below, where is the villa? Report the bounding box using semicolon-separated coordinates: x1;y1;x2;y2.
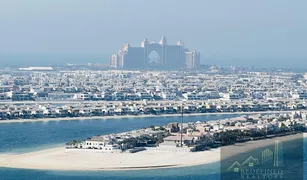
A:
82;139;122;153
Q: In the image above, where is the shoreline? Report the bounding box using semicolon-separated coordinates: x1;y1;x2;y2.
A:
0;133;303;171
0;147;221;171
0;110;301;124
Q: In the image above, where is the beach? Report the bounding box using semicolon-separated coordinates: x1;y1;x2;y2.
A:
0;147;221;171
0;110;300;124
0;134;302;171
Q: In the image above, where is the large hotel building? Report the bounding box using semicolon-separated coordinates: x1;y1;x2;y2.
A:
110;36;200;69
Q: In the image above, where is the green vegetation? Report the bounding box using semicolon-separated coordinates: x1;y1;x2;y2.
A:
65;140;83;148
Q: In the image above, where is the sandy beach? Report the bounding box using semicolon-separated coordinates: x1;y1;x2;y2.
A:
0;110;300;124
0;147;221;171
0;134;302;171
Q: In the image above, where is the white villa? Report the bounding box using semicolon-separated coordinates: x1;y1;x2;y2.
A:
82;139;122;153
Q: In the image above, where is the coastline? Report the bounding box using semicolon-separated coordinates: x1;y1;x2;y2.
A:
0;110;301;124
0;133;303;171
0;147;221;171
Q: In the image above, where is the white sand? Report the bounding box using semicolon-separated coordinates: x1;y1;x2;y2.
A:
0;148;220;171
0;134;302;171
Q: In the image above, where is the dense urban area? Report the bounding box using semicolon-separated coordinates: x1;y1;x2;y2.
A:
0;66;307;120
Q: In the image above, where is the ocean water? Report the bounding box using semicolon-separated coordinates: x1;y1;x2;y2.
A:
0;54;110;67
0;114;237;180
0;166;220;180
0;114;305;180
0;114;239;153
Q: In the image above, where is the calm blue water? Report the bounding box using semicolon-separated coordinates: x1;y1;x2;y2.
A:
0;164;221;180
0;114;305;180
0;114;238;153
0;114;236;180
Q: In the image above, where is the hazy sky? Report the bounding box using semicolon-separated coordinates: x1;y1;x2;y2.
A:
0;0;306;67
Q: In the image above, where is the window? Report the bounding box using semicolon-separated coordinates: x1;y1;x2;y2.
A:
234;168;239;172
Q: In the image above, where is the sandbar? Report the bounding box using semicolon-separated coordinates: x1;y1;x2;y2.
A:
0;134;302;171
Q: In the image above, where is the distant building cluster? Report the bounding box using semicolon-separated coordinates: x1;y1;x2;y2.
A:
0;68;307;120
0;69;307;103
110;36;200;69
1;99;307;120
18;67;53;71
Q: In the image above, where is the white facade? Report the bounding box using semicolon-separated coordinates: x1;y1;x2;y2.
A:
83;140;122;153
222;93;241;100
182;93;207;100
161;92;176;100
73;93;91;100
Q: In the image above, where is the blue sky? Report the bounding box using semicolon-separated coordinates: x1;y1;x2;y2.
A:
0;0;306;67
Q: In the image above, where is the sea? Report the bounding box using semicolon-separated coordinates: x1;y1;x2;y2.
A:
0;114;306;180
0;54;110;67
2;54;306;71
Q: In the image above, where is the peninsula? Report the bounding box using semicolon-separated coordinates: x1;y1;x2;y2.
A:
0;112;305;171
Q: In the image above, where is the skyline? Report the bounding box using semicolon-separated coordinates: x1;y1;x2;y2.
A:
0;0;307;68
110;36;201;69
1;53;307;69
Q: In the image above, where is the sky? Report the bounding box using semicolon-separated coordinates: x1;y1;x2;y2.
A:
0;0;306;68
